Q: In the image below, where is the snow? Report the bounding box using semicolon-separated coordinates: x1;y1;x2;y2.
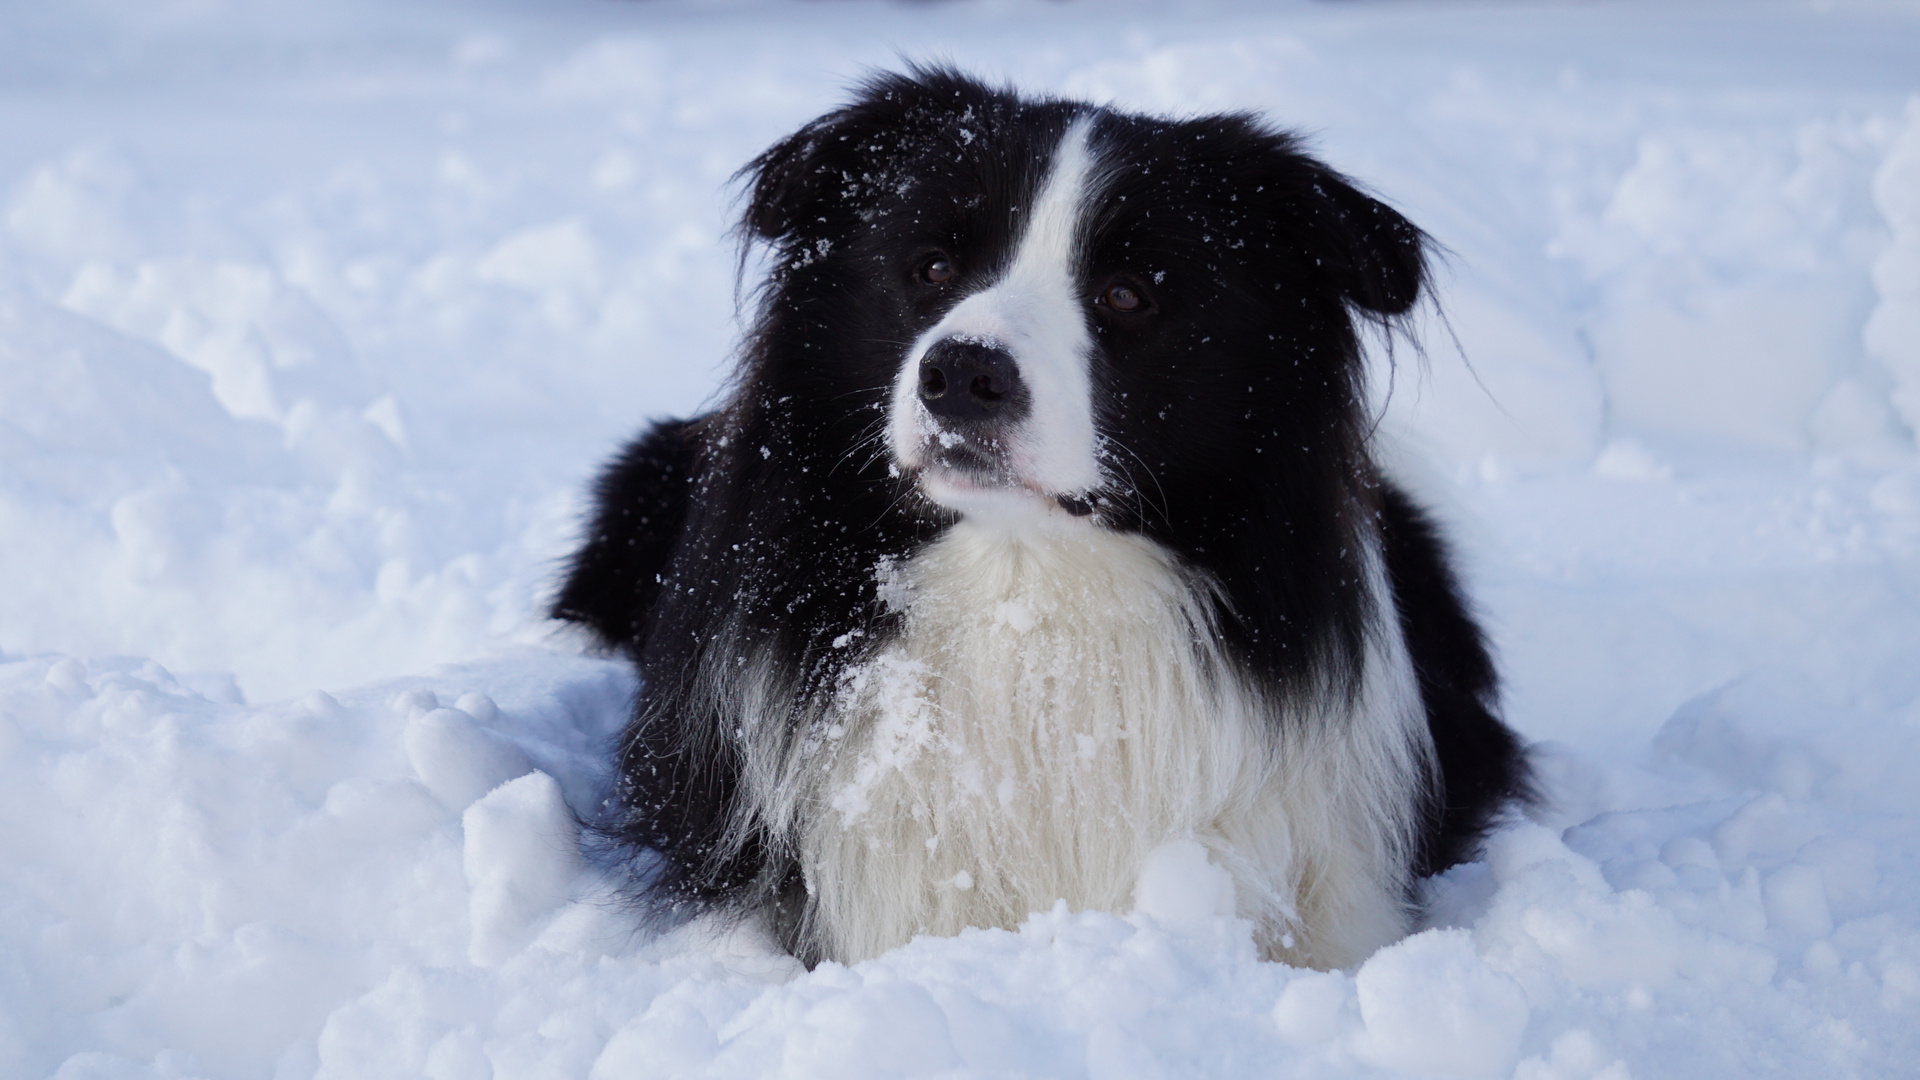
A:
1;0;1917;1077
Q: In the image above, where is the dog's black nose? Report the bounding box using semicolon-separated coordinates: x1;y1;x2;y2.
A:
917;339;1027;423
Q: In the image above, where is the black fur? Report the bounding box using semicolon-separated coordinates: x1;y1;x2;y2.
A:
1376;484;1536;876
556;67;1532;958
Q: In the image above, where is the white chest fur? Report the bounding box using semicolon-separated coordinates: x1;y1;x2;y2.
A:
779;519;1432;968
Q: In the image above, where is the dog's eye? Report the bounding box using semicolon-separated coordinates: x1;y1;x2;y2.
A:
919;256;955;285
1102;282;1146;313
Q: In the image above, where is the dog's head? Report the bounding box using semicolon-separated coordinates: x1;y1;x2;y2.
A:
739;67;1426;532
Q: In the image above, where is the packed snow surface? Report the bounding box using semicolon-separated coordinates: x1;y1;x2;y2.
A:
3;0;1919;1077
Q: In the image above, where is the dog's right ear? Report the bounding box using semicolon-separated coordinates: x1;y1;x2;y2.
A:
741;67;980;246
741;113;862;243
741;75;922;244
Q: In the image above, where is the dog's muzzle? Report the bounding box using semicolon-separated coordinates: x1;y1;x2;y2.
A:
909;337;1033;482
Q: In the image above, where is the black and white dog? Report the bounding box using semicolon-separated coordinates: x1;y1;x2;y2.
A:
555;68;1531;970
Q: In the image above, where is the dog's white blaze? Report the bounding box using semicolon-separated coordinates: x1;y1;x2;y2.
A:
888;117;1104;508
786;520;1432;969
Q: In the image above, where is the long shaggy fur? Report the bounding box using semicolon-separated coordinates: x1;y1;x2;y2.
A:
554;67;1533;969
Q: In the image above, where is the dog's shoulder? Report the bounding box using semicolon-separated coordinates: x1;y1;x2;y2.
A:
1372;477;1535;872
552;414;709;653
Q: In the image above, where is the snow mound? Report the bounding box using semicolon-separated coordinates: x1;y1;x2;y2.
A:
7;649;1914;1077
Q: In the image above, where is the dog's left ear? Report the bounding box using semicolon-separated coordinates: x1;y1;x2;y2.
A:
1296;166;1428;317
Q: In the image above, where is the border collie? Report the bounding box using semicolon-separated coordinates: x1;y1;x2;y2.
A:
555;68;1532;970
